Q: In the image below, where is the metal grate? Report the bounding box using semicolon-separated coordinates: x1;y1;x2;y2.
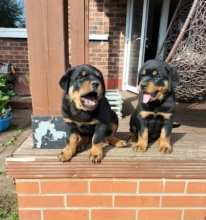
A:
105;89;123;119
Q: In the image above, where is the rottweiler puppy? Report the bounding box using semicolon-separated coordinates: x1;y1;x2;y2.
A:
127;59;180;154
59;64;127;163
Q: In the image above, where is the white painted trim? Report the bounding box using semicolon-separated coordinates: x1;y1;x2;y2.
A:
123;0;149;94
125;84;138;94
0;28;27;38
122;0;133;91
6;157;36;162
138;0;149;71
0;29;108;41
125;0;135;93
89;34;109;41
157;0;170;50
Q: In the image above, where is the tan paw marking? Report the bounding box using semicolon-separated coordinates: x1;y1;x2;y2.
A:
59;148;74;162
89;149;103;163
133;142;147;152
159;145;172;154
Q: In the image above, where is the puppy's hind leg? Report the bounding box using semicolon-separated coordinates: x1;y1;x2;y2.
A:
126;126;138;142
77;135;90;152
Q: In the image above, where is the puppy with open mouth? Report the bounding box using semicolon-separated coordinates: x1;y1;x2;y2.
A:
59;64;127;163
127;59;180;154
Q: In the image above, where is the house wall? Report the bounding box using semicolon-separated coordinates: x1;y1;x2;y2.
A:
88;0;127;90
0;38;30;95
16;178;206;220
0;0;128;95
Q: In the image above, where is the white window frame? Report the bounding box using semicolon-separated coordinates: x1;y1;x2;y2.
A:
0;29;109;41
0;28;27;38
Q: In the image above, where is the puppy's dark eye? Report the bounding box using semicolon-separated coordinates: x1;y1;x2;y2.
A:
154;74;160;79
78;75;84;80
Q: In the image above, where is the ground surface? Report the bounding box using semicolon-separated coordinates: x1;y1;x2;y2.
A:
1;92;206;218
0;109;32;219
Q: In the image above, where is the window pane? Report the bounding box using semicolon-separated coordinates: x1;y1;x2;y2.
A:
0;0;26;28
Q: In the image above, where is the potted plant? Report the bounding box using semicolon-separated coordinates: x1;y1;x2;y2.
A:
0;75;15;132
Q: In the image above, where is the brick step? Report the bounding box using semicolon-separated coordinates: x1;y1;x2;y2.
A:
9;95;32;109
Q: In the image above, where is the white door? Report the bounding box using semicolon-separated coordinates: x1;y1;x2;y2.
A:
123;0;172;93
122;0;149;93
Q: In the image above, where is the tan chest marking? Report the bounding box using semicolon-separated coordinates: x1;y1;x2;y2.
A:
140;111;172;120
64;118;99;126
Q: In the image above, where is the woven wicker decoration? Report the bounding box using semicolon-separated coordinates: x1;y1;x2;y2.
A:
156;0;206;102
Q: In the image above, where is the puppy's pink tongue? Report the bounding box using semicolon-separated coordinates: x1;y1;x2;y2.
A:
143;93;152;103
84;97;95;105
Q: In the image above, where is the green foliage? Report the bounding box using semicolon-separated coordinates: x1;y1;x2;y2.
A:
0;210;7;219
0;0;25;28
8;206;18;220
0;75;15;115
17;125;29;132
0;137;16;147
0;205;18;220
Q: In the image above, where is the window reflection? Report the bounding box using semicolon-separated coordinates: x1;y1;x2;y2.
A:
0;0;26;28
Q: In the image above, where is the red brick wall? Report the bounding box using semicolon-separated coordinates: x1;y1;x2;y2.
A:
16;179;206;220
89;0;127;90
0;0;128;95
0;38;30;95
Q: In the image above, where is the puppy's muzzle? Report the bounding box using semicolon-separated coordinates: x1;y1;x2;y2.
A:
141;82;147;90
91;81;99;89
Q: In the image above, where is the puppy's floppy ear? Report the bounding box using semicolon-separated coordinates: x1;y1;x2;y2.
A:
102;79;106;96
59;68;74;93
97;70;106;96
137;66;144;85
166;64;180;92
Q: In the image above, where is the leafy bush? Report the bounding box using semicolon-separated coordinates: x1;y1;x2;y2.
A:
0;75;15;118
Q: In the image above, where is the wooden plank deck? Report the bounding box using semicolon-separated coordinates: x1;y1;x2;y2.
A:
6;91;206;179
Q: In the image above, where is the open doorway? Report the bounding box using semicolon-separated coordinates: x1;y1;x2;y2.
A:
145;0;179;61
123;0;180;93
144;0;162;61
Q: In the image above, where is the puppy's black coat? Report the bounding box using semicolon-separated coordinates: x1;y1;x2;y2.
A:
59;64;126;163
127;59;180;153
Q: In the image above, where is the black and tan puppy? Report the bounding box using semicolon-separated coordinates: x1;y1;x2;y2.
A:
59;64;127;163
127;59;180;153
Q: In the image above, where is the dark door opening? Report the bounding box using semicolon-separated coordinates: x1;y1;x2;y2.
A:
144;0;179;62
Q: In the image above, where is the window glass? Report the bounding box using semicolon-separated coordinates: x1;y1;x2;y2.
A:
0;0;26;28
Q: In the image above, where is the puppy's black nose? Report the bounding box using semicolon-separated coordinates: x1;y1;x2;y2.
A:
91;81;99;88
141;82;147;90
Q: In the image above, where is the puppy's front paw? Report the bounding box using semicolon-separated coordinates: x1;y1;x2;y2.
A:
133;142;147;152
89;149;103;163
59;148;74;162
159;145;172;154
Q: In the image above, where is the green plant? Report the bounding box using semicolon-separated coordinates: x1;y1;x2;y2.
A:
0;209;7;219
8;206;18;220
0;205;18;220
0;75;14;118
0;137;16;147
